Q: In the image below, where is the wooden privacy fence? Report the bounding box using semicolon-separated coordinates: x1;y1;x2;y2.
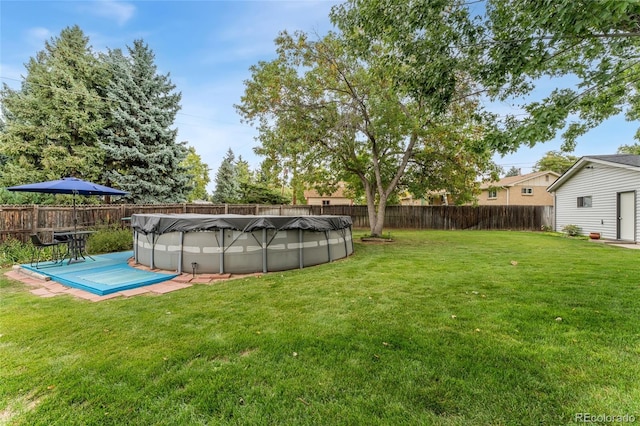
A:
320;205;553;230
0;203;553;242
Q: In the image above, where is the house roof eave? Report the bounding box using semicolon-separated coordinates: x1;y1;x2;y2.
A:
481;170;560;190
547;158;586;193
547;155;640;193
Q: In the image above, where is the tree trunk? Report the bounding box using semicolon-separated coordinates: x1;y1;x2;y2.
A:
370;202;387;237
366;202;378;236
364;182;379;236
365;185;388;237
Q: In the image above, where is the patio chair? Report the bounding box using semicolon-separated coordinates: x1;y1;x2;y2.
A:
53;233;71;261
30;234;62;268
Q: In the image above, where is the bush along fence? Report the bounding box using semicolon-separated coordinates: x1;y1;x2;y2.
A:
0;203;554;243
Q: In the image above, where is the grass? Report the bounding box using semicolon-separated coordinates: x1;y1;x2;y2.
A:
1;230;639;425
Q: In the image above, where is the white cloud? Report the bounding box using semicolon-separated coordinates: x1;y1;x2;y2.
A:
81;0;136;26
26;27;53;46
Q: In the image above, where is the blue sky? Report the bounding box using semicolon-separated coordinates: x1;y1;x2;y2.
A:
1;1;637;192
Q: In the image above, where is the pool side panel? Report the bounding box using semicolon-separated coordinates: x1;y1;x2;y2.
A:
133;217;353;274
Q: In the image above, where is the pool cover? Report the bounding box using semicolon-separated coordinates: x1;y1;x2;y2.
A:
131;214;353;235
20;251;178;296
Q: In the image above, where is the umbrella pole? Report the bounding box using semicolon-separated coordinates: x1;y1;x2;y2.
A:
71;193;78;263
73;193;78;234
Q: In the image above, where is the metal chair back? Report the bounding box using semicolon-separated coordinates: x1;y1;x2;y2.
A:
30;234;62;268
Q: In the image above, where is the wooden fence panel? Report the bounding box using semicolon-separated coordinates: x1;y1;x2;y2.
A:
227;205;258;215
0;203;553;242
185;205;226;215
321;205;367;228
0;205;35;241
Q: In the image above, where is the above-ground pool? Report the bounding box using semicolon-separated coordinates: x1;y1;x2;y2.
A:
131;214;354;274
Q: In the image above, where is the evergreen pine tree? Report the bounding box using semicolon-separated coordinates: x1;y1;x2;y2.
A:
504;166;521;177
0;26;107;186
101;40;191;203
213;149;240;203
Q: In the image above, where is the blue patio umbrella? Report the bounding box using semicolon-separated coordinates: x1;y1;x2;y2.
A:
7;177;129;232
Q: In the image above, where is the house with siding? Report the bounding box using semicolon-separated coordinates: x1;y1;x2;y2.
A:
547;154;640;242
476;171;560;206
303;183;353;206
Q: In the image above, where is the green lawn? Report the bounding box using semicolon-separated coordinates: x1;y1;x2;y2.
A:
1;230;639;425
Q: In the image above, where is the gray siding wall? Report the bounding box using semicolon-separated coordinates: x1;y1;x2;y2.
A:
554;163;639;241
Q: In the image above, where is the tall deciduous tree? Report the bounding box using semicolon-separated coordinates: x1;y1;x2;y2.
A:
101;40;190;203
181;146;211;201
479;0;640;150
617;143;640;155
0;25;107;186
238;24;497;236
533;151;579;174
330;0;640;152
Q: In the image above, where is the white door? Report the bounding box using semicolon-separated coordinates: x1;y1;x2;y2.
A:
618;191;636;241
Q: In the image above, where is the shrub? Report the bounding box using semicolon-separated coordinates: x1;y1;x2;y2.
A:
561;224;582;237
0;237;33;267
540;225;553;232
87;226;133;254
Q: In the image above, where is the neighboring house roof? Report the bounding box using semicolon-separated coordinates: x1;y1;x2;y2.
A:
303;184;349;199
585;154;640;167
547;154;640;192
480;170;560;190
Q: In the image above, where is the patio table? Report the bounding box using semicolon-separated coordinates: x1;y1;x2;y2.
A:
54;230;96;264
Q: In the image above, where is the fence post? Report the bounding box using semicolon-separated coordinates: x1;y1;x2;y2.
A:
32;204;39;235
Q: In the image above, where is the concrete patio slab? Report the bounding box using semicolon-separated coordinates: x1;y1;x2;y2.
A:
147;282;193;294
30;288;57;297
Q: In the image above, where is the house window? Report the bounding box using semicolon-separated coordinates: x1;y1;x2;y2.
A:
322;200;330;206
488;189;497;199
521;187;533;195
577;196;592;208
